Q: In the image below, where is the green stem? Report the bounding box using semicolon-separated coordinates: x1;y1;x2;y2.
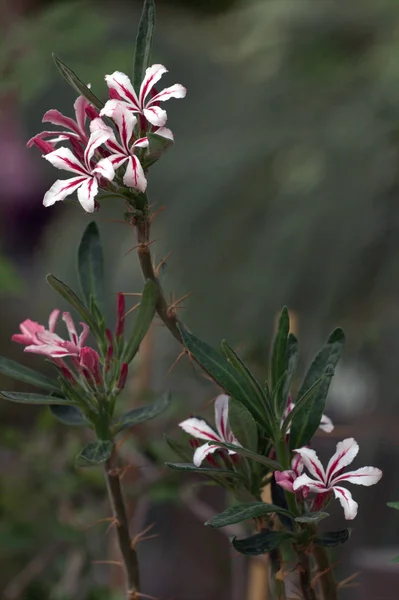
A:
104;448;140;599
275;438;298;517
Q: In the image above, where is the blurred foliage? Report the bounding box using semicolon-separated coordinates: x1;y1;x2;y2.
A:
0;256;23;294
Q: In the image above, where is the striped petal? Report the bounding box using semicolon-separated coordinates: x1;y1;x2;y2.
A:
150;83;187;105
44;147;87;175
326;438;359;483
84;129;113;169
294;447;326;483
179;417;221;443
123;156;147;192
48;309;60;333
332;466;382;487
293;473;327;493
77;176;98;213
143;105;168;127
333;486;358;520
319;413;334;433
43;176;87;207
42;109;80;135
101;103;137;151
73;95;90;137
139;64;168;106
93;158;115;181
214;394;230;440
105;72;140;109
193;443;220;467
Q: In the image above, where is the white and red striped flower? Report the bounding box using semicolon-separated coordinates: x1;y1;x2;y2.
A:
102;64;186;127
179;394;241;467
42;128;114;213
90;106;148;192
292;438;382;520
12;310;89;359
283;396;334;434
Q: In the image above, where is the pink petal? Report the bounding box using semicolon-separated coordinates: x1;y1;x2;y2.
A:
78;322;90;347
179;417;221;442
123;156;147;192
214;394;229;440
42;109;80;135
294;447;326;483
62;312;78;345
150;83;187;104
44;147;87;176
193;443;220;467
139;64;168;106
275;470;295;493
104;72;139;109
77;176;98;213
143;105;168;127
326;438;359;483
319;413;334;433
20;319;45;340
43;176;88;207
73;95;89;137
48;309;60;333
332;466;382;487
35;330;65;346
293;473;327;493
333;486;358;520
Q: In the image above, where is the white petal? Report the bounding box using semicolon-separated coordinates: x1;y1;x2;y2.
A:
104;72;139;108
77;177;98;213
292;473;327;493
155;126;174;141
150;83;187;104
84;129;113;169
193;443;219;467
294;447;326;483
326;438;359;483
93;158;115;181
90;116;114;136
139;64;168;106
214;394;230;440
44;147;87;175
332;466;382;487
62;312;78;345
319;413;334;433
102;103;137;151
333;486;358;520
143;106;168;127
292;453;304;476
123;156;147;192
132;136;149;149
43;177;87;207
179;417;221;442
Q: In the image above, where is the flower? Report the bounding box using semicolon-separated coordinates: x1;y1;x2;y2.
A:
275;454;304;493
102;64;186;127
90;106;148;192
292;438;382;520
80;347;102;385
179;394;241;466
42;128;115;212
283;396;334;434
12;310;89;359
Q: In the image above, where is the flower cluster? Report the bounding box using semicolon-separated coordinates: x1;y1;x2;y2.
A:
28;66;186;212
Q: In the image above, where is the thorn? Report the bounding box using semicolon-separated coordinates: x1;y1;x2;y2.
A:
337;571;360;589
166;349;188;377
105;517;119;535
125;302;140;317
155;251;173;275
119;292;143;297
125;238;159;256
149;205;166;223
82;516;114;531
120;463;135;481
131;523;158;550
311;561;339;589
167;292;193;318
92;560;123;568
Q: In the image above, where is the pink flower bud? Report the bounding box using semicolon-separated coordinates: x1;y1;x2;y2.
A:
105;329;114;372
116;363;128;390
85;105;100;121
274;471;295;493
80;347;102;385
116;293;125;337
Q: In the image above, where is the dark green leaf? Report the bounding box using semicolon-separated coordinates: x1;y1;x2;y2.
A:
205;501;292;528
52;54;104;111
232;529;291;556
144;132;174;168
216;442;282;471
50;405;89;426
0;391;70;405
290;328;345;450
77;222;105;314
46;274;100;337
75;440;113;467
272;307;290;413
164;434;193;462
295;512;329;524
228;397;258;452
387;501;399;510
165;462;244;480
315;529;351;547
281;374;327;437
282;333;299;402
0;356;60;393
178;325;268;429
133;0;155;93
123;280;158;363
113;393;171;433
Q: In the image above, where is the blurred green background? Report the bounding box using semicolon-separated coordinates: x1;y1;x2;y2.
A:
1;0;399;598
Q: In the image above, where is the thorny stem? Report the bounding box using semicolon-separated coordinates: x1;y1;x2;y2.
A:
104;448;140;599
298;551;317;600
311;538;338;600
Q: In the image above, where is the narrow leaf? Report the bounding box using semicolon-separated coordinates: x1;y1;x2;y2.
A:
78;222;105;314
295;512;329;524
50;405;89;426
113;393;171;433
315;529;351;547
133;0;156;93
75;440;113;467
228;398;258;452
282;333;299;402
205;501;292;528
123;279;158;363
281;374;327;437
165;462;244;480
0;391;71;405
164;434;193;462
144;132;174;168
232;529;291;556
387;501;399;510
178;325;268;429
216;442;282;471
290;328;345;450
0;356;60;393
52;54;104;111
272;307;290;412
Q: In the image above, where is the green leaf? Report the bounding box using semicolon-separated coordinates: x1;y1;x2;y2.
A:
0;356;60;393
205;501;292;528
123;279;158;364
50;405;89;426
178;325;268;430
272;307;290;413
52;54;104;111
282;333;299;402
77;222;105;314
75;440;113;467
232;529;292;556
295;512;329;524
113;393;171;433
46;274;100;337
164;434;194;462
165;462;244;480
281;374;327;437
0;391;71;405
315;529;351;547
133;0;155;93
290;328;345;450
144;132;174;168
392;556;399;563
215;442;282;471
228;397;258;452
387;501;399;510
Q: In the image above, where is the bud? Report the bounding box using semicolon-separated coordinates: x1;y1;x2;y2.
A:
53;358;75;383
206;454;219;468
85;105;100;121
116;293;125;338
105;328;114;372
35;138;56;155
116;362;128;391
189;438;200;449
80;347;102;385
